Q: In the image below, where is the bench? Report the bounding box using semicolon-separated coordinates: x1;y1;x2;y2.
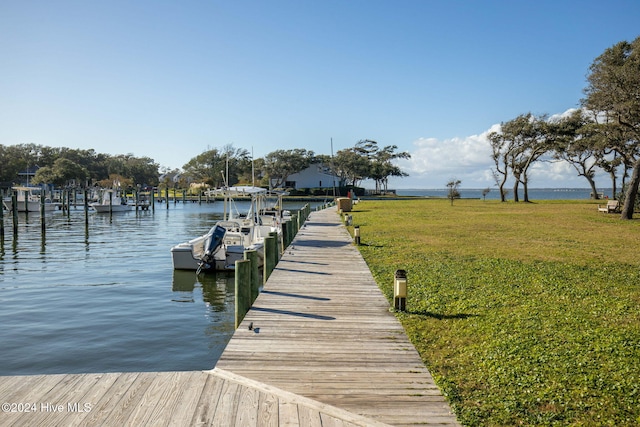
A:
598;200;619;213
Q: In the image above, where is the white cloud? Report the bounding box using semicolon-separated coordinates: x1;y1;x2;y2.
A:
391;125;499;188
548;108;579;123
388;110;613;190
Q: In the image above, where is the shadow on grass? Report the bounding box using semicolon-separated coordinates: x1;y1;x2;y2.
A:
356;243;384;248
408;310;479;320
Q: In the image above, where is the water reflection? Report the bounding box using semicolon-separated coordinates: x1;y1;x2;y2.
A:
172;269;236;352
172;270;235;311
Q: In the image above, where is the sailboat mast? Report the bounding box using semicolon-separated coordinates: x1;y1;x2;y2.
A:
251;147;255;187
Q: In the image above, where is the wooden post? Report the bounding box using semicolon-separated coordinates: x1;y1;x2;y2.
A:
0;189;5;241
66;189;71;218
244;250;260;304
289;219;295;245
235;259;252;328
108;190;113;216
263;235;276;284
40;192;46;234
268;231;279;265
12;190;18;235
281;219;290;248
292;213;299;237
23;188;28;220
84;189;89;226
165;187;169;209
151;188;155;212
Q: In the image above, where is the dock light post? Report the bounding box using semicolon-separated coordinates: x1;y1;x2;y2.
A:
354;225;361;245
394;270;407;312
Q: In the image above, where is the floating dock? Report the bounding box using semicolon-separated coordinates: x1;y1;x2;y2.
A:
0;208;459;426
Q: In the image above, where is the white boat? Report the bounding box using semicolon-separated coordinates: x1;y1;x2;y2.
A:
171;186;282;272
2;186;58;213
171;223;231;271
90;189;148;213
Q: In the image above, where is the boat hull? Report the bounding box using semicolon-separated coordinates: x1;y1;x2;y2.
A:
3;199;58;212
171;241;264;271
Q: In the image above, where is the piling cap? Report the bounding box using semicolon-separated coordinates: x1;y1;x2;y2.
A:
395;269;407;279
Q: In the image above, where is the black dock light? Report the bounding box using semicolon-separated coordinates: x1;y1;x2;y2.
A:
354;225;361;245
394;269;407;311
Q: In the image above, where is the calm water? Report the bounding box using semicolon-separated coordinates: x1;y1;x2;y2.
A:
396;187;615;200
0;199;315;376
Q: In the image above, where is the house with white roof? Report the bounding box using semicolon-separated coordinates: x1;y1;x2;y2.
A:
271;163;342;190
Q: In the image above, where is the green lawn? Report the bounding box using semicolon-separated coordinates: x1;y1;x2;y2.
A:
348;199;640;426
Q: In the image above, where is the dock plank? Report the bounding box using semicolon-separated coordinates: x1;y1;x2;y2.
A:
257;391;279;427
216;208;460;426
190;372;225;426
11;373;99;427
236;384;260;426
68;373;121;427
165;371;209;426
210;376;240;426
95;371;158;426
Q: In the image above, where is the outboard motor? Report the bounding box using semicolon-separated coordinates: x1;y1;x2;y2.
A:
197;225;226;273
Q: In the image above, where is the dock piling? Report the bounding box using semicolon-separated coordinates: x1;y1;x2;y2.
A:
263;235;277;284
11;190;18;235
84;189;89;225
244;249;260;303
0;189;4;241
235;259;252;328
40;193;45;234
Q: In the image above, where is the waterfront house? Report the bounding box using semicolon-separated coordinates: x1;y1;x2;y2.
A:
271;163;342;190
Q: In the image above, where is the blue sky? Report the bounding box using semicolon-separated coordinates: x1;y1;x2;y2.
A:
1;1;639;189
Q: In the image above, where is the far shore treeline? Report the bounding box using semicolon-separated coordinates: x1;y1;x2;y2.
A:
2;36;640;218
0;140;410;198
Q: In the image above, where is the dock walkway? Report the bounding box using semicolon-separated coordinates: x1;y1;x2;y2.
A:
0;208;459;426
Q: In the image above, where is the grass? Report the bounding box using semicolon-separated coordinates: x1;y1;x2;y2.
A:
348;199;640;426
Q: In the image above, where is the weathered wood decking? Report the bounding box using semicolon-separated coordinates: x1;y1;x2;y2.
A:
0;369;390;426
0;207;460;426
216;208;459;426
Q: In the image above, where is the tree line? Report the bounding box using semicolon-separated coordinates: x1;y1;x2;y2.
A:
489;36;640;219
0;144;160;189
178;140;410;193
0;140;410;196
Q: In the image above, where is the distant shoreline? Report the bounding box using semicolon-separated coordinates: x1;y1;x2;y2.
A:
394;187;614;200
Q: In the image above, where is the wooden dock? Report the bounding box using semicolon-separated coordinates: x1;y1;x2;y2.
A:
0;208;459;426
